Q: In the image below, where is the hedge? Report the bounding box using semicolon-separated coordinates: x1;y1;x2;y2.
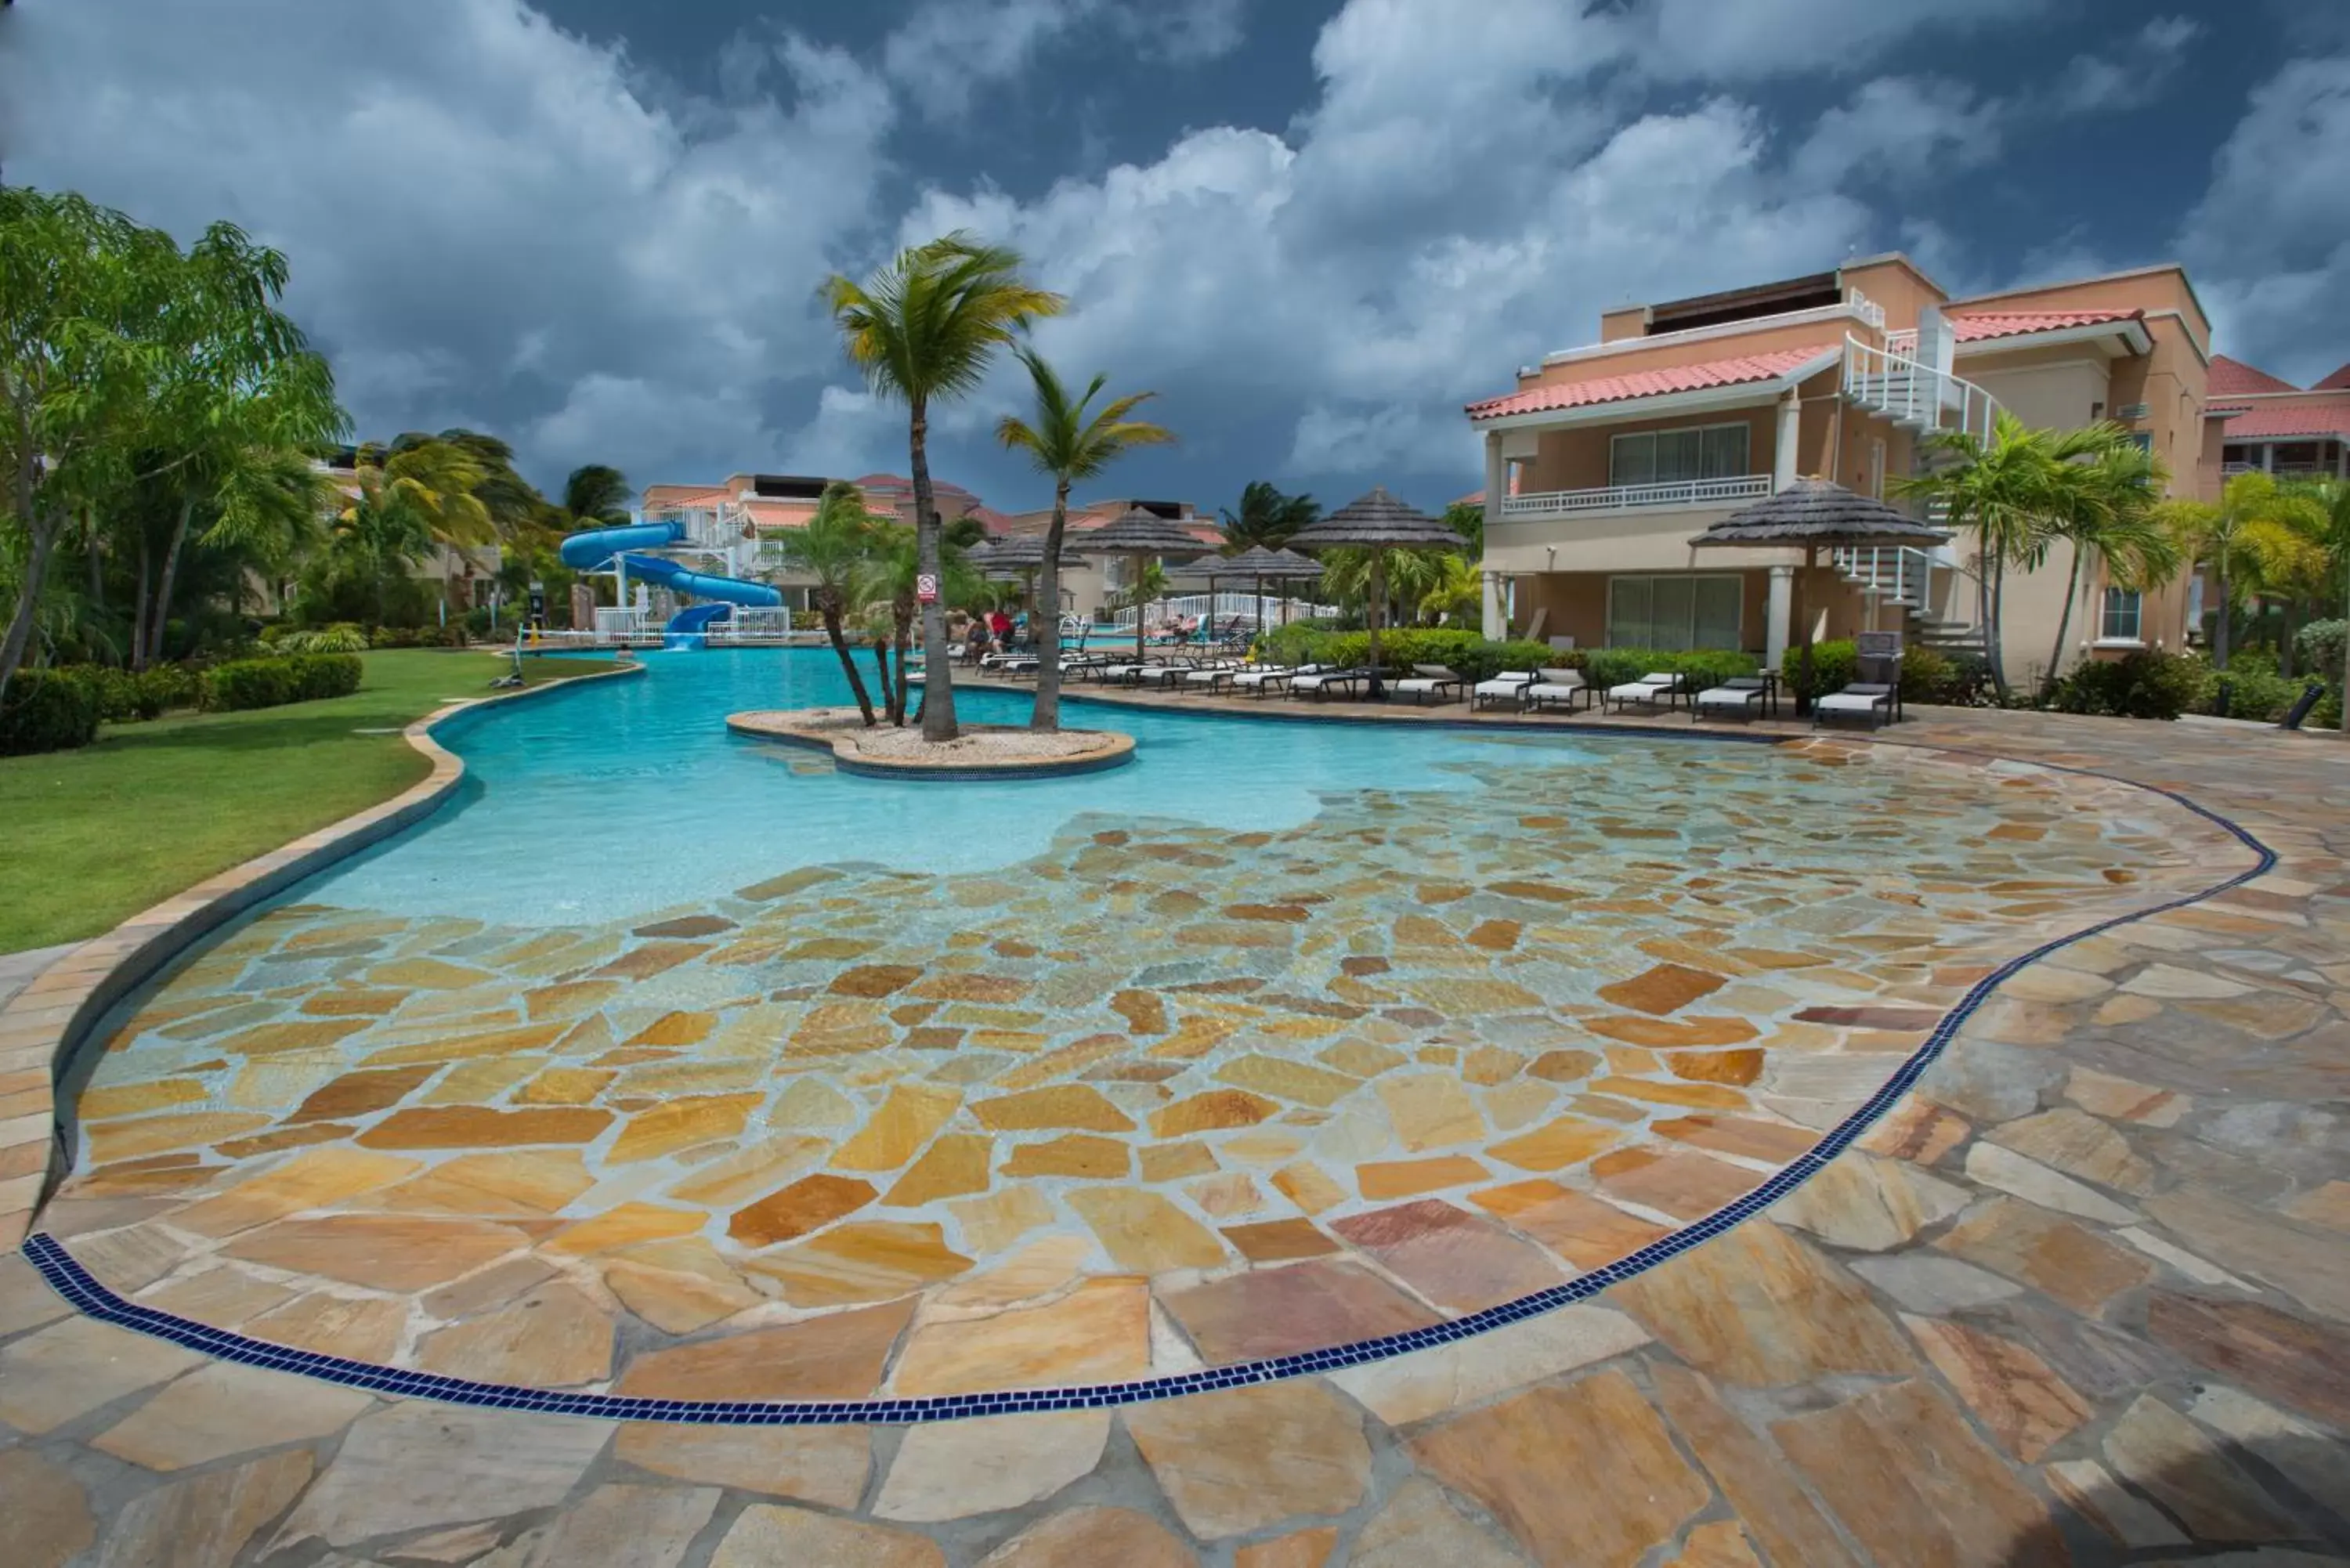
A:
0;669;105;756
201;652;364;713
1249;628;1766;688
1778;639;1988;705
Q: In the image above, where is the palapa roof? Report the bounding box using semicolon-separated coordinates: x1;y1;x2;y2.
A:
1081;506;1215;555
1220;544;1323;577
1288;487;1465;551
1688;478;1950;549
967;534;1088;572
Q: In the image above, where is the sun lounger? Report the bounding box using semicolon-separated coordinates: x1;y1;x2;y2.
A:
1472;670;1536;710
1813;681;1896;728
1524;667;1590;713
1232;663;1315;697
1694;676;1770;721
1180;661;1243;694
1390;663;1466;705
1289;667;1371;701
1602;671;1683;714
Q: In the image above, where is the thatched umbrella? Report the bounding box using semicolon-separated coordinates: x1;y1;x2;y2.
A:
967;537;1089;638
1688;477;1950;714
1082;506;1213;659
1286;487;1464;699
1220;544;1322;634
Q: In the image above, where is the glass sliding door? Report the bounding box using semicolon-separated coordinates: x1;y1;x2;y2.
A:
1606;573;1744;651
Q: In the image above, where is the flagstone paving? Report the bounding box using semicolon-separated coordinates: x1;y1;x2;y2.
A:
3;706;2348;1565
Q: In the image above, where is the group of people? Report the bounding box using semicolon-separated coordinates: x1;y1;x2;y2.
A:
1152;612;1202;641
951;608;1022;662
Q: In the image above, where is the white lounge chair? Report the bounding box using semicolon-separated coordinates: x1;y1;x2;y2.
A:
1390;663;1466;705
1524;667;1590;713
1814;681;1896;728
1289;667;1371;700
1233;663;1315;697
1694;676;1770;721
1180;660;1244;693
1603;671;1682;714
1473;670;1535;710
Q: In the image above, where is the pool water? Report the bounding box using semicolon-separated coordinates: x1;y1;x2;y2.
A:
310;649;1560;925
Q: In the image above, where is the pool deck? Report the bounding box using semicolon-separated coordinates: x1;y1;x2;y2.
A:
5;703;2348;1566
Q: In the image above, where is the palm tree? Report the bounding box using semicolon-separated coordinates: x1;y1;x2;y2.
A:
560;464;634;530
772;481;883;725
1419;555;1483;625
2159;470;2329;670
996;348;1173;732
2038;435;2178;687
1219;481;1320;551
1892;412;2115;700
340;439;494;623
824;233;1065;742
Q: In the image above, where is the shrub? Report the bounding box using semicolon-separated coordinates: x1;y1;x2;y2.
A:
0;668;104;756
274;623;371;655
201;652;363;712
2294;619;2347;683
2048;649;2203;721
138;665;199;717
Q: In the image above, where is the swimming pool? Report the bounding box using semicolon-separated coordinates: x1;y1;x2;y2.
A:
47;652;2249;1410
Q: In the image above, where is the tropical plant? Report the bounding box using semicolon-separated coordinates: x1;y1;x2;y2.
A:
1219;481;1319;551
559;464;634;530
824;233;1065;741
1892;412;2122;701
995;348;1173;731
1108;558;1166;612
772;481;884;726
334;439;493;623
2158;470;2330;670
2037;436;2179;690
1318;546;1455;625
1419;555;1483;624
1441;500;1485;559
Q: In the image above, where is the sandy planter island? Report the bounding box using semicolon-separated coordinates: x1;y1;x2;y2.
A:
726;707;1135;778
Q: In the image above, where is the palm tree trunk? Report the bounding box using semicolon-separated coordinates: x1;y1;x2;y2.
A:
1972;544;2000;699
821;594;876;726
1987;555;2011;700
2214;563;2231;670
132;537;152;674
1032;481;1070;732
892;598;915;727
2045;553;2081;696
870;632;895;724
909;397;958;742
2280;600;2298;677
146;497;195;670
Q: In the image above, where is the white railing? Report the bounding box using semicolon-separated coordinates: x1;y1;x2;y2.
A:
1842;334;1999;443
594;608;658;639
1106;591;1336;630
1831;544;1937;611
1500;473;1771;520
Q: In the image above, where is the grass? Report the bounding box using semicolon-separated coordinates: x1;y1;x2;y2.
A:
0;648;620;953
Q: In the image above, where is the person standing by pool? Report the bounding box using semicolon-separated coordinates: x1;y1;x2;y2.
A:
989;608;1014;647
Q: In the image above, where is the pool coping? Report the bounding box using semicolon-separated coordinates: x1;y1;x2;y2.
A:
9;671;2282;1425
725;709;1135;779
0;661;646;1248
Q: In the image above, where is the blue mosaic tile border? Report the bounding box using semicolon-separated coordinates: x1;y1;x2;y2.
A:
18;745;2277;1426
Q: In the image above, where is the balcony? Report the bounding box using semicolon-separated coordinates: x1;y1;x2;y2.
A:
1499;473;1772;521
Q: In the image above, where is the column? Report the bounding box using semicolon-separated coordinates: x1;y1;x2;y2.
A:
1766;565;1794;669
1773;392;1800;490
1481;432;1508;638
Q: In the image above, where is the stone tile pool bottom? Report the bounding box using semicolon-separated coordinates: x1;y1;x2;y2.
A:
45;731;2245;1408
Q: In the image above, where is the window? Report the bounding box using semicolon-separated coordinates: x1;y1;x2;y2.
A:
1610;423;1751;488
1607;574;1743;651
2099;587;2142;642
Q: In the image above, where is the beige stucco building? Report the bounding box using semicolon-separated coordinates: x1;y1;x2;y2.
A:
1468;255;2223;684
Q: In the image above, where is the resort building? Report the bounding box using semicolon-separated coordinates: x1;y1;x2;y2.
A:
639;472;1004;611
1467;256;2222;683
2208;355;2350;480
994;497;1220;619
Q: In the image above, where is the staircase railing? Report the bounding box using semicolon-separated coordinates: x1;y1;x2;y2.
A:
1830;544;1938;616
1842;335;1999;444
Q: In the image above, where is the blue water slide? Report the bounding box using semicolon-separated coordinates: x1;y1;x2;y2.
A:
559;524;783;642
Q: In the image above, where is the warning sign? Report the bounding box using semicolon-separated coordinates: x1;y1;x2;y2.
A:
916;573;939;605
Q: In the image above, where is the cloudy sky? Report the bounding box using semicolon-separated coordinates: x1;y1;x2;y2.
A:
5;0;2345;515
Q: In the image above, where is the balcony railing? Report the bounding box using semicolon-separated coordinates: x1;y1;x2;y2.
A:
1499;473;1772;520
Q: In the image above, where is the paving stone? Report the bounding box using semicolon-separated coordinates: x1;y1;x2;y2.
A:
2144;1189;2350;1322
1650;1363;1859;1568
0;1447;95;1568
833;1084;965;1170
1127;1378;1369;1539
356;1105;613;1148
1771;1379;2063;1568
750;1221;975;1307
617;1298;915;1400
1066;1188;1226;1271
614;1422;869;1505
511;1483;718;1568
977;1085;1136;1133
1611;1220;1914;1386
1902;1313;2092;1461
244;1292;409;1361
602;1245;760;1335
884;1133;994;1205
974;1505;1197;1568
363;1150;596;1217
174;1147;425;1236
727;1173;879;1247
385;1519;519;1563
100;1448;313;1568
1935;1198;2152;1314
1921;1039;2059;1122
875;1410;1112;1521
0;1249;71;1336
1159;1258;1441;1364
892;1277;1151;1393
1356;1154;1489;1199
1411;1370;1708;1568
2185;1386;2350;1526
1670;1521;1764;1567
1990;1106;2156;1194
1234;1525;1338;1567
1469;1179;1668;1270
1963;1141;2139;1223
1329;1199;1567;1313
607;1093;763;1163
707;1505;944;1568
1857;1097;1971;1164
2102;1394;2301;1543
1767;1153;1969;1251
2044;1458;2189;1548
1848;1254;2023;1314
0;1314;205;1433
414;1281;612;1386
92;1360;374;1470
224;1213;530;1291
273;1404;608;1549
1347;1475;1522;1566
1329;1304;1650;1426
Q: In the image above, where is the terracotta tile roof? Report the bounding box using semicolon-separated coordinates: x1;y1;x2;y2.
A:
1947;309;2142;343
2211;396;2350;442
1466;346;1834;422
2211;355;2300;396
2314;363;2350;392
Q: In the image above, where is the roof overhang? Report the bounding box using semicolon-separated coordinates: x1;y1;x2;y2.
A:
1470;348;1840;434
1955;319;2153;359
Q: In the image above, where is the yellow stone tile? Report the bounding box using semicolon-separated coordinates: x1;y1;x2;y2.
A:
609;1093;765;1164
771;1078;859;1130
1002;1134;1130;1180
1589;1076;1750;1111
1214;1056;1361;1108
891;1277;1151;1394
746;1222;974;1307
881;1133;993;1207
1222;1129;1307;1166
1357;1154;1489;1200
1487;1116;1621;1173
1185;1172;1266;1219
175;1147;425;1237
946;1188;1057;1255
356;1150;594;1216
544;1202;707;1255
75;1079;211;1121
668;1138;830;1209
517;1068;616;1106
420;1057;548;1105
1138;1142;1218;1183
972;1086;1133;1133
86;1112;275;1164
1067;1188;1226;1272
832;1085;964;1170
1376;1073;1485;1151
1150;1090;1278;1138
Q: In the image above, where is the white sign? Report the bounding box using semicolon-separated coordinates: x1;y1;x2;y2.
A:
916;573;939;605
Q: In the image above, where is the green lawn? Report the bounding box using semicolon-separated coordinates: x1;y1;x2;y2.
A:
0;649;620;953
